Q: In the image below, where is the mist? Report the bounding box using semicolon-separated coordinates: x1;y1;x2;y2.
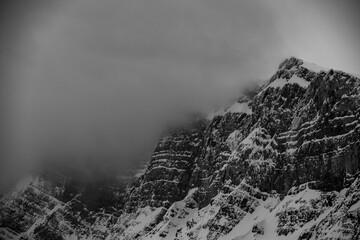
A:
1;0;360;191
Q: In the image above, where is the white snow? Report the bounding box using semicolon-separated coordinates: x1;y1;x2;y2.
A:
207;101;252;120
122;206;164;236
220;196;279;240
348;200;360;212
142;189;200;239
266;78;288;89
288;75;310;88
221;185;325;240
301;61;329;73
260;75;309;93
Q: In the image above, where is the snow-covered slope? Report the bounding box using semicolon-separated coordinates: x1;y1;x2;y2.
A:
1;57;360;240
138;177;360;240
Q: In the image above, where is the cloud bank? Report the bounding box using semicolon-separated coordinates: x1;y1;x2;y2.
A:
1;0;359;190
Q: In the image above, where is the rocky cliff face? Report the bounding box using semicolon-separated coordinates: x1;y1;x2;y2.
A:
1;57;360;240
125;121;206;212
0;170;126;240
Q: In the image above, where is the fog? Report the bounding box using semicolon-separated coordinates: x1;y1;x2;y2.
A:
1;0;360;191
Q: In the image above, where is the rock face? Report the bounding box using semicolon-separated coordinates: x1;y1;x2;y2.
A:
125;122;206;212
0;170;127;240
1;57;360;240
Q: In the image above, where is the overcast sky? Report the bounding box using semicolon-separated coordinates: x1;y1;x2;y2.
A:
0;0;359;190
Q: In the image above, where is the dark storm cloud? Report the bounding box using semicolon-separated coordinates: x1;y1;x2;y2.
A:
1;0;359;190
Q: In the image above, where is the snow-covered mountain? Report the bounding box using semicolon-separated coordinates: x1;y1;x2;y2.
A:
1;57;360;240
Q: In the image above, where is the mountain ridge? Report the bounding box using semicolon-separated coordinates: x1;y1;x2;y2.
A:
1;57;360;240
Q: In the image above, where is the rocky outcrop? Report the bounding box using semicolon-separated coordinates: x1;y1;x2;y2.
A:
0;172;126;240
1;57;360;240
125;121;206;212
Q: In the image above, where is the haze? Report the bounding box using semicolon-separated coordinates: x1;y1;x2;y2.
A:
0;0;359;191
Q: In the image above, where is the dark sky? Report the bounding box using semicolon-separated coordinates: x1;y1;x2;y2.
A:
1;0;359;189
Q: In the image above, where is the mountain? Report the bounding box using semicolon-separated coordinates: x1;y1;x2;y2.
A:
1;57;360;240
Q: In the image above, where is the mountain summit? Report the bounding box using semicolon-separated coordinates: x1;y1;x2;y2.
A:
1;57;360;240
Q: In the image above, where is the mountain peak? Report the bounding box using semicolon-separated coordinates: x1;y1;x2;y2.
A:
279;56;304;69
263;57;335;92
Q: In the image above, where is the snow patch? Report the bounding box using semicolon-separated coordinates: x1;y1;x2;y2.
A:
207;101;252;120
288;75;310;88
122;206;164;236
348;200;360;212
267;78;288;89
301;61;329;73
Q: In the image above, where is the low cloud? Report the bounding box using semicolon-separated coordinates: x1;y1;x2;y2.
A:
1;0;359;190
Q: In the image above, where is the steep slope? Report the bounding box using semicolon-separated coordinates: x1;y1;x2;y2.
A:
1;57;360;240
125;121;206;212
132;57;360;240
